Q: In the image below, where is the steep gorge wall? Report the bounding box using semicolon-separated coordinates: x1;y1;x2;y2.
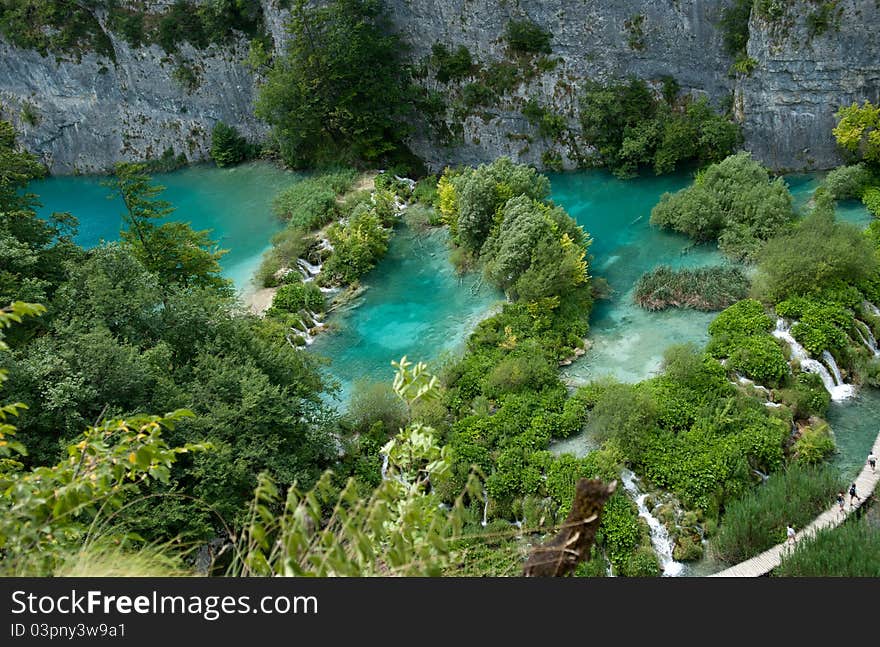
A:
737;0;880;171
0;1;280;174
0;0;877;174
386;0;737;170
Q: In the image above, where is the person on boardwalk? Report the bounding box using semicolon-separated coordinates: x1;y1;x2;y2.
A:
869;452;877;473
837;491;845;514
849;482;861;507
786;525;796;545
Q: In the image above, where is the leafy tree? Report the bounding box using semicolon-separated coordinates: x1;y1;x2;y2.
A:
210;121;251;167
108;163;229;292
320;204;390;285
832;100;880;166
821;163;874;201
753;193;876;302
255;0;412;167
503;19;552;54
481;196;590;301
0;120;81;307
650;152;794;260
579;78;739;177
230;358;482;577
451;157;550;253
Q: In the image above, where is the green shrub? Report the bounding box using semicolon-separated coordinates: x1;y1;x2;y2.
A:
864;187;880;217
461;82;497;109
482;351;557;398
484;61;521;95
708;299;774;339
320;205;390;285
579;79;739;178
504;19;552;54
719;0;753;57
821;163;873;201
727;334;789;386
269;280;325;314
597;492;644;575
210;122;251;168
651;152;794;260
776;373;831;418
431;43;473;83
755;198;877;302
792;421;836;465
347;379;407;436
271;169;357;229
413;175;439;206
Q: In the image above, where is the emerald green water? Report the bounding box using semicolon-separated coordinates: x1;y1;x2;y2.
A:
28;163;878;481
548;170;724;386
546;170;878;476
310;226;504;404
29;161;297;291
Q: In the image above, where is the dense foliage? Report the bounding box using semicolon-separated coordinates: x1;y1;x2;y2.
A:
109;162;229;292
503;19;553;55
0;0;265;60
271;169;358;230
0;123;339;545
578;78;739;178
833;100;880;166
752;193;876;302
711;464;842;564
320;204;392;285
775;516;880;577
255;0;413;168
650;152;795;260
706;299;789;386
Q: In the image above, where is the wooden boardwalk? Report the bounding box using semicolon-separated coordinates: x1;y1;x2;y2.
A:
712;432;880;577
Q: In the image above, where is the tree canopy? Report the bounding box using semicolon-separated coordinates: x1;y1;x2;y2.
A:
255;0;412;168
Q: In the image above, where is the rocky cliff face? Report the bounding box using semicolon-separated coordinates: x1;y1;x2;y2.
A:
737;0;880;171
1;0;877;174
386;0;737;170
0;2;274;174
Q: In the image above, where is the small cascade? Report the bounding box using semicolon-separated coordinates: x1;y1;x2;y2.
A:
865;301;880;318
773;319;855;401
297;257;323;281
316;238;333;253
855;320;880;357
620;469;684;577
380;452;389;480
821;351;856;400
735;374;770;395
481;488;489;527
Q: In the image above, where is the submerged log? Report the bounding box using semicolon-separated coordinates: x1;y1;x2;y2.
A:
523;478;617;577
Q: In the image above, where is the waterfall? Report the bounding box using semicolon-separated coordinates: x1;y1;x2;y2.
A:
481;488;488;527
735;374;770;395
821;351;856;400
855;320;880;357
620;469;684;577
297;258;322;280
865;301;880;318
772;319;855;401
380;452;389;480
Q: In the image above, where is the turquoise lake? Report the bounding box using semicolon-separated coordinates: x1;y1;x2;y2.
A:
30;161;298;291
28;163;878;480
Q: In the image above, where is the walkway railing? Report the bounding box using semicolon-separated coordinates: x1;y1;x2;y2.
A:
712;433;880;577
